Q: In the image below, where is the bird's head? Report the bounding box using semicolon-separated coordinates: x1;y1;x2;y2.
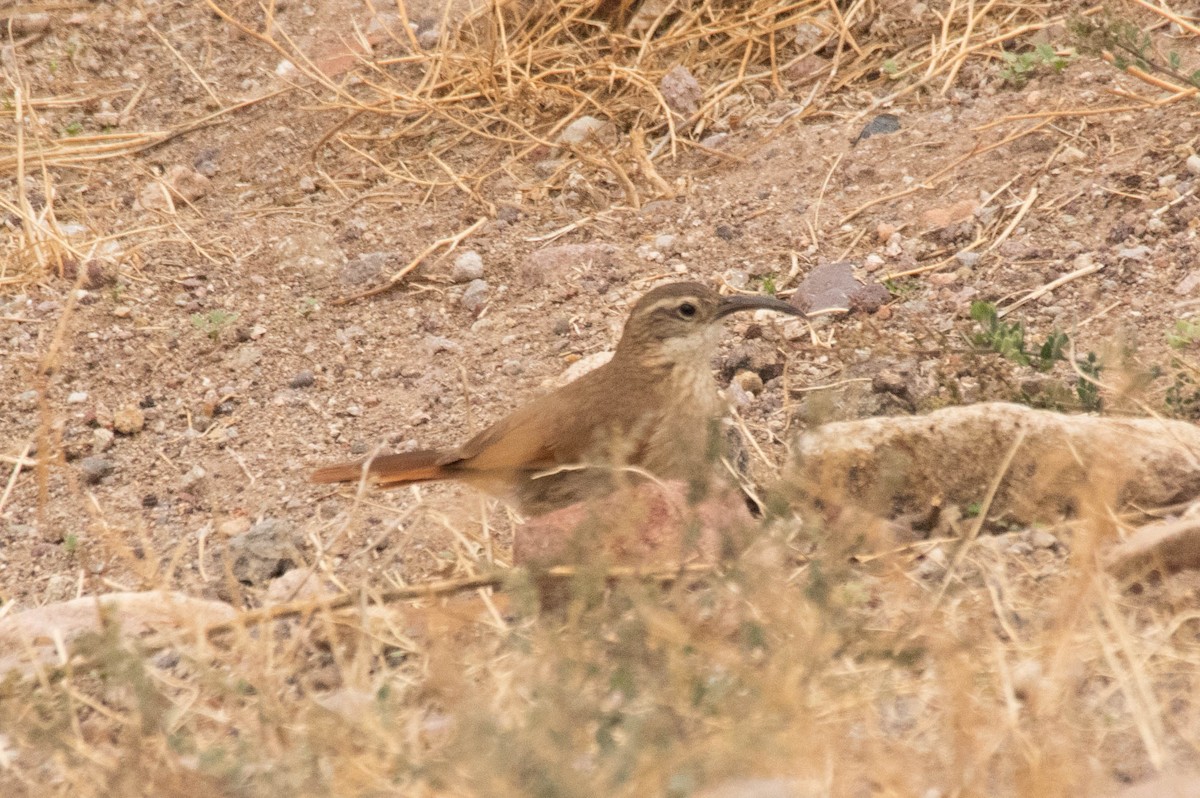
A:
615;281;804;367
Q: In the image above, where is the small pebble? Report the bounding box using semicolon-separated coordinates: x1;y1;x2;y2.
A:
339;254;389;287
194;148;219;177
556;115;613;146
450;251;485;283
424;335;461;355
227;518;301;587
92;428;115;453
1008;540;1033;557
80;456;114;484
659;64;702;116
178;465;206;491
8;524;34;541
913;545;947;579
216;517;252;537
1118;245;1151;261
872;370;908;397
1058;146;1086;164
1187;154;1200;176
67;391;88;404
733;370;764;395
1030;529;1058;549
724;270;749;289
1011;659;1044;701
955;251;981;268
460;279;489;313
290;370;316;389
10;13;50;34
726;380;752;408
113;405;145;435
417;26;440;49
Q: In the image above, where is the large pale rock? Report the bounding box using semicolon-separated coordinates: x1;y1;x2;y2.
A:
696;778;822;798
1109;771;1200;798
0;592;236;676
1106;509;1200;580
787;403;1200;525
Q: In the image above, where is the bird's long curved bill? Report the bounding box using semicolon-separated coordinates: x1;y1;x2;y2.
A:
715;293;805;319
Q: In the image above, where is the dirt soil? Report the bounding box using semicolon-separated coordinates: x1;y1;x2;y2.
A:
3;2;1198;597
2;0;1200;791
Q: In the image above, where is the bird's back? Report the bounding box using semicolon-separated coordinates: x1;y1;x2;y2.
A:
451;357;665;470
445;352;725;513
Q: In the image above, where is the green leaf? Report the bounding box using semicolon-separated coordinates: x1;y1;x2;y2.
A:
1036;331;1068;370
970;301;998;325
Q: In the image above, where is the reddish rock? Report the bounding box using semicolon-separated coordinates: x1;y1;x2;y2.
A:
793;261;890;314
659;65;703;116
920;198;978;229
514;480;755;567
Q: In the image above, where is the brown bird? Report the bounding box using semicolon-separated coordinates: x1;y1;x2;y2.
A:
311;281;804;514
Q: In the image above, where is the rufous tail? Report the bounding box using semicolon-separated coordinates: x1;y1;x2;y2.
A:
310;450;454;487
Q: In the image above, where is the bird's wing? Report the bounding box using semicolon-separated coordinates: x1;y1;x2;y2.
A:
449;369;624;473
449;393;575;473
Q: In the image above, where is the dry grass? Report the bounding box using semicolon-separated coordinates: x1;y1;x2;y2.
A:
206;0;1068;213
1;79;80;289
5;0;1200;795
2;494;1198;796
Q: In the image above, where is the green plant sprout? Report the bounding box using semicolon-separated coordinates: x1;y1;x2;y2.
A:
191;309;238;341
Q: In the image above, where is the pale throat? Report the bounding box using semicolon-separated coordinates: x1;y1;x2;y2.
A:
642;325;726;408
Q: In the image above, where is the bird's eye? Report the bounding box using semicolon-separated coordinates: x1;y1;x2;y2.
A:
678;302;697;318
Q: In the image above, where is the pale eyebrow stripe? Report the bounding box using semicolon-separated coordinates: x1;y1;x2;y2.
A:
643;296;698;315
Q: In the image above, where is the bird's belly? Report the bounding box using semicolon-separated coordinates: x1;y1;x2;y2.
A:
636;374;727;480
511;465;620;516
